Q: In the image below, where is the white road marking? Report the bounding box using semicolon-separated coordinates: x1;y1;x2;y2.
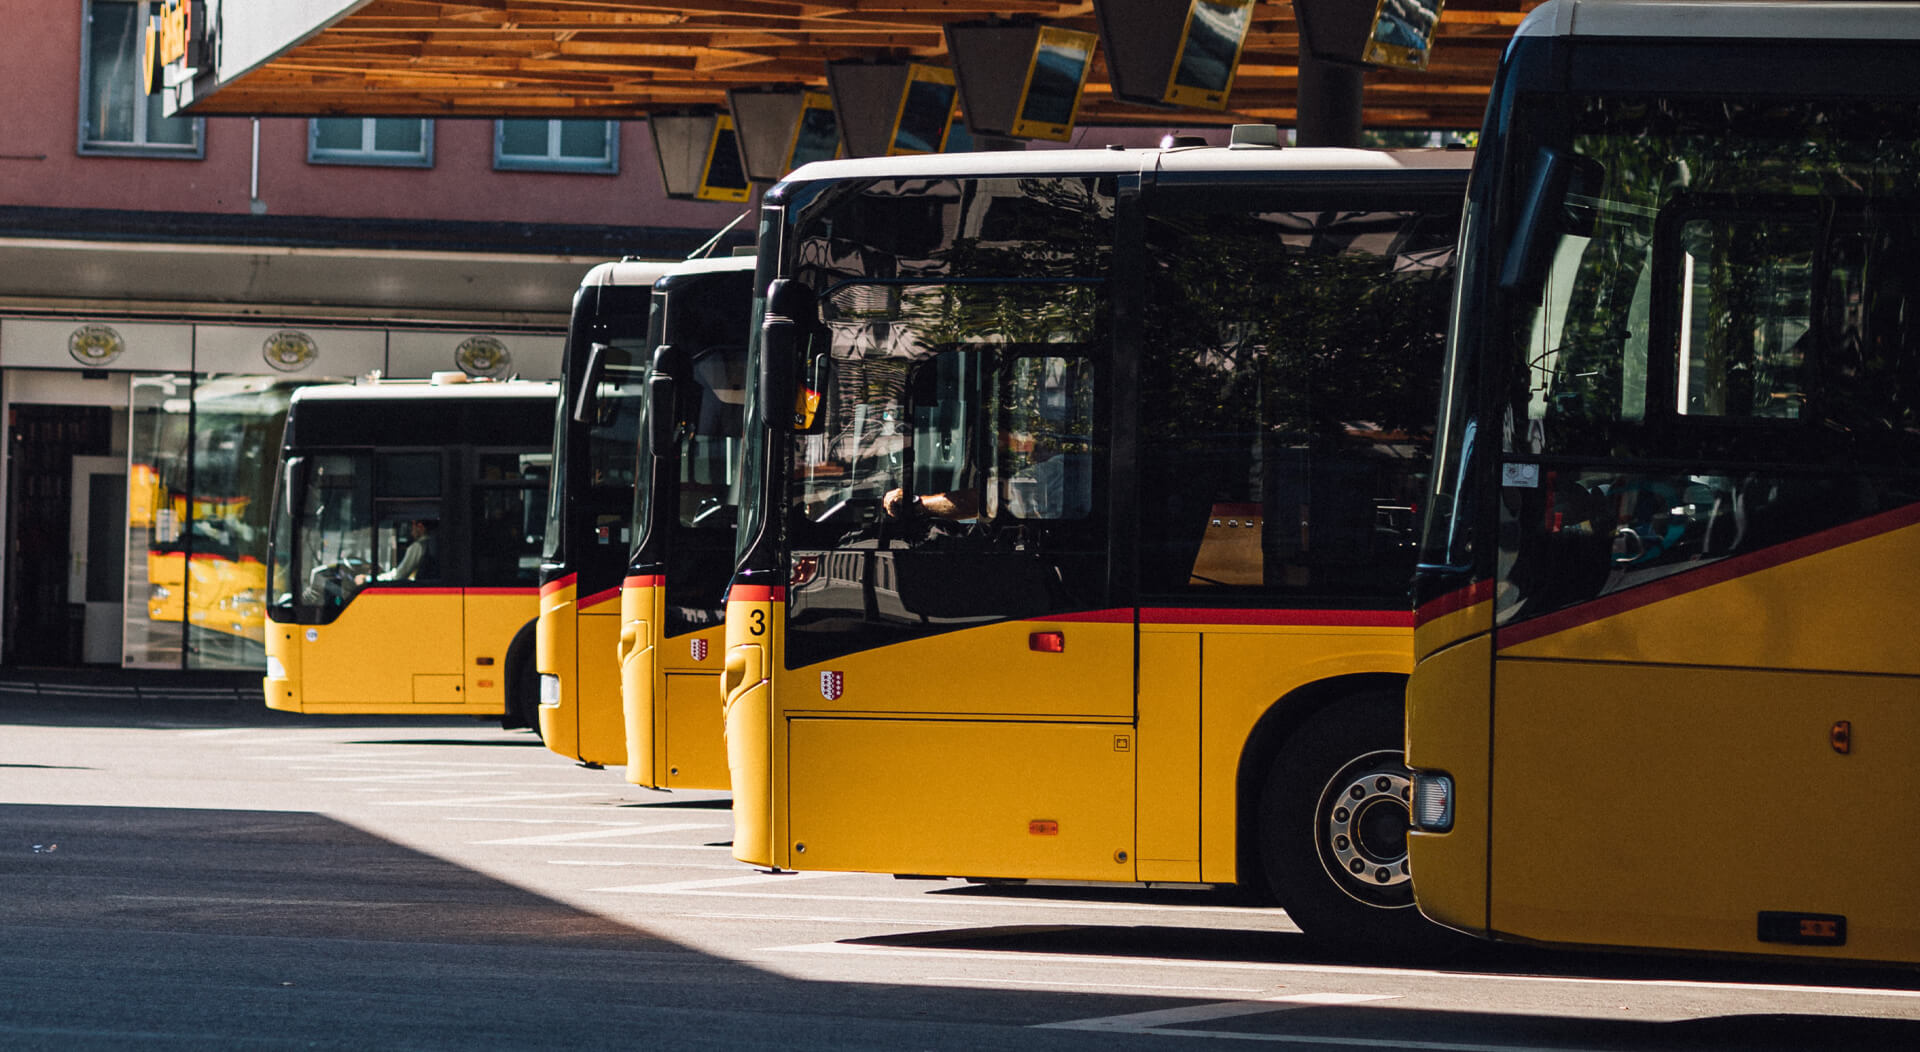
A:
551;860;747;870
768;942;1920;1001
596;871;842;893
262;755;561;770
929;977;1269;995
685;911;1033;926
307;771;502;783
1044;1028;1590;1050
1038;991;1394;1033
474;822;726;845
445;815;723;827
384;791;612;806
593;887;1300;922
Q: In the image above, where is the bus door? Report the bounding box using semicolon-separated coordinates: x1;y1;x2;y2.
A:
778;280;1134;880
292;450;462;705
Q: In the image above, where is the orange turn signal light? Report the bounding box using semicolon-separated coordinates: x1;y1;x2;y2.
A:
1029;631;1064;653
1029;820;1059;836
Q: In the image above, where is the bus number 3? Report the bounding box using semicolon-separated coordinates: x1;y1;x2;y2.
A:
749;609;766;636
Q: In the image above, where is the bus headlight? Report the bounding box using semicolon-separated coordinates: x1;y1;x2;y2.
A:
1410;771;1453;832
265;656;287;680
539;674;560;708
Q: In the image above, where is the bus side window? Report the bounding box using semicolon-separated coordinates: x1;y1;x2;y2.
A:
998;355;1094;521
373;452;442;583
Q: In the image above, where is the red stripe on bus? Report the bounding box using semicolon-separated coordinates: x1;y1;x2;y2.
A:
580;587;622;610
540;574;578;597
624;575;666;589
1414;579;1494;626
365;587;463;596
1141;607;1412;628
1497;501;1920;650
466;587;538;596
1032;608;1134;623
729;584;787;603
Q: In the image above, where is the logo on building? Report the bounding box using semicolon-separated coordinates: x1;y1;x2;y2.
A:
262;330;319;372
68;324;125;367
820;670;844;701
690;638;709;662
455;335;513;378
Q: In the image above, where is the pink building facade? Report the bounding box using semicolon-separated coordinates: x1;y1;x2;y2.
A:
2;3;753;672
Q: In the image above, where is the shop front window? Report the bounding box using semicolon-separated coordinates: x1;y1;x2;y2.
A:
125;374;312;670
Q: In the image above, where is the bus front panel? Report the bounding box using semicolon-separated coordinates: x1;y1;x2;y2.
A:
538;578;627;764
296;590;467;710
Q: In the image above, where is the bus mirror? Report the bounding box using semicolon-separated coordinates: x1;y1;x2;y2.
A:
761;279;819;433
572;342;611;425
282;456;306;524
648;344;684;456
1498;149;1603;297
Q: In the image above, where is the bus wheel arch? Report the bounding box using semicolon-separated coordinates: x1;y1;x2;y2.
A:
1238;675;1452;952
501;620;542;739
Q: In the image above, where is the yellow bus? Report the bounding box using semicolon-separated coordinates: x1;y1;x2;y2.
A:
1406;0;1920;965
263;377;555;725
616;254;753;789
537;258;673;764
724;137;1470;948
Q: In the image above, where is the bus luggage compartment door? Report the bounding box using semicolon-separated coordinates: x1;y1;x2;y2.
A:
786;717;1135;881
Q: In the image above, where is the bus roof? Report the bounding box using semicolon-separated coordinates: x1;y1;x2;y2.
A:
289;378;557;405
579;258;678;289
1518;0;1920;42
659;253;757;279
779;143;1473;191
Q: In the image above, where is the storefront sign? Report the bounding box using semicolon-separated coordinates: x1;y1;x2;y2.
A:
455;335;513;378
67;324;126;367
262;330;319;372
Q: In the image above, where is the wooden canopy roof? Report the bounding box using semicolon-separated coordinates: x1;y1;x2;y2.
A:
181;0;1539;131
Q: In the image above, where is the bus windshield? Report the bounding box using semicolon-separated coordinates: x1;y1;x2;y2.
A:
1423;94;1920;614
271;450;441;621
542;313;653;564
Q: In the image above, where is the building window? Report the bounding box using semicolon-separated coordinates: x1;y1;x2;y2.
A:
494;119;619;173
79;1;203;156
308;118;434;167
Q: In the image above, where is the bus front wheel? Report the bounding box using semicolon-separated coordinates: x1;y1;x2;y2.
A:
502;626;542;742
1256;690;1453;955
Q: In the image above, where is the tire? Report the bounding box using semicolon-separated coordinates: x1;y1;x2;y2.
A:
501;625;542;742
1256;689;1459;957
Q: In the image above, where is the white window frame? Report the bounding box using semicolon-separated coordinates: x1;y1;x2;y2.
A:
307;118;435;168
493;120;620;173
78;0;204;157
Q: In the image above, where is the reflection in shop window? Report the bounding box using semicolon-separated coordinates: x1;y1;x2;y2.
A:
125;374;318;670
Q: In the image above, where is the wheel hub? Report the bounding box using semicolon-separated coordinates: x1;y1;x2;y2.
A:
1320;754;1413;902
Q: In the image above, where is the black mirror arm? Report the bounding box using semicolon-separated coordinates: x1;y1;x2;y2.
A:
571;342;611;425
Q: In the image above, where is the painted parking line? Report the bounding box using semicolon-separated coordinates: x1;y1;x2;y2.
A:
931;976;1271;995
1037;991;1395;1034
552;860;747;870
383;790;614;806
595;886;1298;922
475;822;726;845
595;871;842;894
306;770;504;783
768;941;1920;1002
